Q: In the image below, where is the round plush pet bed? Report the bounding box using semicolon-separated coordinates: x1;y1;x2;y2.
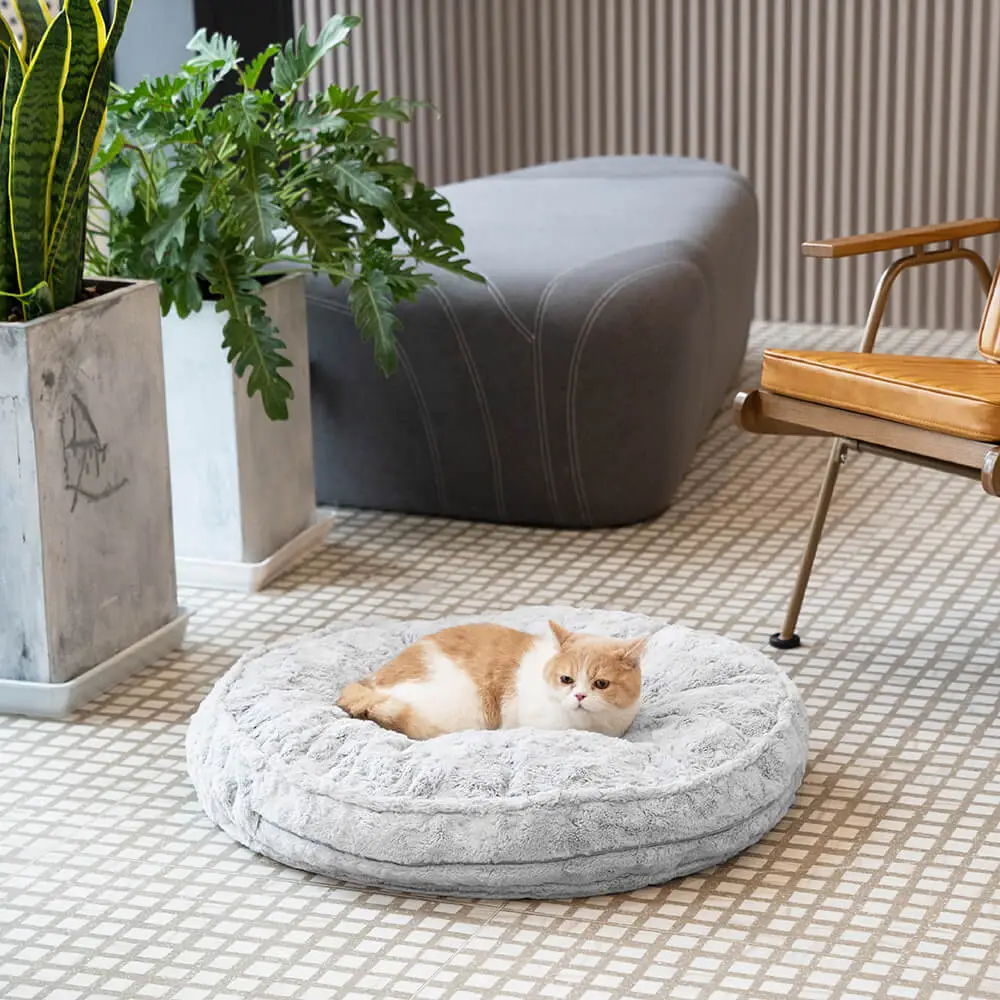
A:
187;607;809;899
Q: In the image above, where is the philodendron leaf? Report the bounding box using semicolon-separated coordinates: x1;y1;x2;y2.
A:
242;43;279;89
280;198;352;264
231;165;281;255
106;155;140;214
325;158;393;210
206;247;294;420
409;241;482;281
271;15;359;98
165;244;209;318
349;269;401;375
185;28;239;76
393;182;466;248
148;205;190;262
221;305;294;420
92;13;483;418
91;129;124;172
157;165;187;207
228;90;268;140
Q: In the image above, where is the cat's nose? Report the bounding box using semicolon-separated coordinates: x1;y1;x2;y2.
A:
574;692;586;702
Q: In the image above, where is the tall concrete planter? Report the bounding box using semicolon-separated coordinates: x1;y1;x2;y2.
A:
0;279;188;718
162;273;329;591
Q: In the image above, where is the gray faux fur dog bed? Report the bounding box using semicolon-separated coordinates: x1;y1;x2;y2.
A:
186;606;809;898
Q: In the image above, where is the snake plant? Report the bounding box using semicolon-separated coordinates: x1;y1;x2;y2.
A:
0;0;132;322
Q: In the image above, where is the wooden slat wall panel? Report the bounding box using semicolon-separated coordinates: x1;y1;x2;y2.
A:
294;0;1000;331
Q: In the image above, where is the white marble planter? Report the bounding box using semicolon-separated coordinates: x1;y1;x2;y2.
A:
0;279;187;717
162;273;328;591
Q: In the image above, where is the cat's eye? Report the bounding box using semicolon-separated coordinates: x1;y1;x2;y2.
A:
559;675;574;685
594;679;610;690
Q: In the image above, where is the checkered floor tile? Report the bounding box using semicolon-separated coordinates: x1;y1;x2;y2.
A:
2;322;1000;1000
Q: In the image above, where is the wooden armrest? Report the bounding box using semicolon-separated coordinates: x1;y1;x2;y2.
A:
802;218;1000;258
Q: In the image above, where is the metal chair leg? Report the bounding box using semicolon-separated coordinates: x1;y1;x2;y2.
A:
770;438;848;650
762;241;992;649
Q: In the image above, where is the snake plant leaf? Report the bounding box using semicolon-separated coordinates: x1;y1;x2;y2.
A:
49;0;104;255
9;9;70;299
11;0;51;59
0;13;22;58
0;50;24;303
16;279;54;318
49;0;132;309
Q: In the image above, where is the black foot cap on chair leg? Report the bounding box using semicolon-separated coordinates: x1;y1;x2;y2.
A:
769;632;801;650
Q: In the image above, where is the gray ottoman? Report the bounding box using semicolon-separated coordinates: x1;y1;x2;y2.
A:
308;156;757;527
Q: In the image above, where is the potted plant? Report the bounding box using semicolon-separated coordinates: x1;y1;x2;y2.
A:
0;0;187;718
89;16;482;591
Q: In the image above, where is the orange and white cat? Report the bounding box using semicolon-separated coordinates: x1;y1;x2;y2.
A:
337;621;645;740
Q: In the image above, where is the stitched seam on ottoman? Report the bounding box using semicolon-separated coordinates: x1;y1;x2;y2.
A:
533;254;646;520
485;276;534;343
534;239;722;522
428;284;506;519
396;341;448;509
566;260;698;523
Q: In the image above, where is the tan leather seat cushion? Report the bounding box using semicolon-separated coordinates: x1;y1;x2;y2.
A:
761;350;1000;441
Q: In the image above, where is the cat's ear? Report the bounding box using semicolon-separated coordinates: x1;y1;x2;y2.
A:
549;621;573;646
619;637;646;665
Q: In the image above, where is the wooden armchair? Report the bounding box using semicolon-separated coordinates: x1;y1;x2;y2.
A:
735;218;1000;649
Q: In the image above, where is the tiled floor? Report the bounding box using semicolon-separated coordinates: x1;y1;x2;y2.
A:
2;322;1000;1000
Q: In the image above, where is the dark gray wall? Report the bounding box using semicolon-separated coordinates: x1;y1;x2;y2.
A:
115;0;195;89
192;0;294;95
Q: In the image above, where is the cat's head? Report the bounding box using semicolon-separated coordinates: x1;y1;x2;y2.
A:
543;621;645;719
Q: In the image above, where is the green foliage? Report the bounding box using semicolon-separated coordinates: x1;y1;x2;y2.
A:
89;16;482;421
0;0;132;321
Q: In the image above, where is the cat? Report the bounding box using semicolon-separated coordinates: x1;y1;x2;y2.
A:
337;620;646;740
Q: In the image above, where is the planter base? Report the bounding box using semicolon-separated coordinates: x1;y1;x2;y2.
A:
176;512;334;592
0;610;190;719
